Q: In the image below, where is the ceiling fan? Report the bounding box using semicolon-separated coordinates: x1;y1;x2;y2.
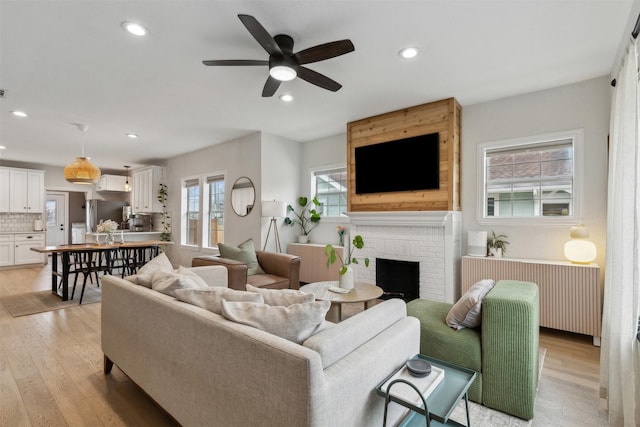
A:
203;14;355;97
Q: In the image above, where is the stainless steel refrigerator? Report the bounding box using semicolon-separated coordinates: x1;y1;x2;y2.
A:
86;200;128;232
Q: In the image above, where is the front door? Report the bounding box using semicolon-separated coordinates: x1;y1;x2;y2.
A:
46;192;67;246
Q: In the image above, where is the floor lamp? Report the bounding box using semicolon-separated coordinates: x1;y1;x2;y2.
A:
262;201;287;252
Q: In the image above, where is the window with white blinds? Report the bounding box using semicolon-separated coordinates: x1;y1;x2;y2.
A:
478;129;583;224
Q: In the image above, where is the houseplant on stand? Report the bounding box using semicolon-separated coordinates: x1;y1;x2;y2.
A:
487;231;509;257
325;234;369;290
284;196;322;243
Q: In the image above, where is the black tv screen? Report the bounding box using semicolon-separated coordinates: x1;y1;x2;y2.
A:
354;133;440;194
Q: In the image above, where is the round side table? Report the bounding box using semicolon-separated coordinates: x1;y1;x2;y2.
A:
300;281;383;322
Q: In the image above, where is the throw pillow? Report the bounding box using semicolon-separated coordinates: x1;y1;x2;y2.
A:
175;288;264;315
218;239;266;276
246;284;314;306
176;266;209;288
135;252;173;288
221;300;331;344
446;279;495;330
151;269;208;297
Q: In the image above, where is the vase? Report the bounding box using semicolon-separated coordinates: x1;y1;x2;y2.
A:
298;235;309;243
339;234;344;246
339;266;354;290
488;247;502;258
106;232;115;245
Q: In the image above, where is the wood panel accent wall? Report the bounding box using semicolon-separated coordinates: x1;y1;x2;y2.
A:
347;98;461;212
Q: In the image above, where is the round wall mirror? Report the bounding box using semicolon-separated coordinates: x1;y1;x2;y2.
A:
230;177;255;217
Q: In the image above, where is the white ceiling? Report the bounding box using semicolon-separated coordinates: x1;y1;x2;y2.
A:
0;0;634;172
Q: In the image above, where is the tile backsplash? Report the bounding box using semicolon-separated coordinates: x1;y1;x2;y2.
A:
0;213;42;232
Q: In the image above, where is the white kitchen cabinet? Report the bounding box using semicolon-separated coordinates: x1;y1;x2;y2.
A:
0;169;9;212
7;168;45;213
14;233;45;265
132;166;164;213
96;174;129;192
0;234;14;266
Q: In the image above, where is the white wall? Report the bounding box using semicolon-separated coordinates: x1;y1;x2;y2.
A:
260;132;302;251
299;133;349;246
165;133;262;267
461;76;610;269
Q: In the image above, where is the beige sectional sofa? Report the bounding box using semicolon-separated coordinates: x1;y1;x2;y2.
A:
101;273;420;427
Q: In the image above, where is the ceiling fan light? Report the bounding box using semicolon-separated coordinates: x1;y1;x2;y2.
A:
64;157;101;184
270;65;297;81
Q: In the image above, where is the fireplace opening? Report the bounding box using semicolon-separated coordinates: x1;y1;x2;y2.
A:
376;258;419;302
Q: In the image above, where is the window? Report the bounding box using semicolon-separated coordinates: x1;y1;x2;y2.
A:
182;178;200;246
205;175;224;248
312;167;347;217
181;173;225;249
478;129;583;224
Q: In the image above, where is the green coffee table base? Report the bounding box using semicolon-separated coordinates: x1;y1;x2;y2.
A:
377;355;476;427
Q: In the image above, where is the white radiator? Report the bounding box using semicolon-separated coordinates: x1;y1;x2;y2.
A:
462;256;602;340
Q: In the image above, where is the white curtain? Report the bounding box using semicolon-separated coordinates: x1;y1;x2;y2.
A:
600;38;640;426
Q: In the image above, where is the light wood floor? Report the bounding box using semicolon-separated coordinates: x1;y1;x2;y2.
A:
0;263;610;426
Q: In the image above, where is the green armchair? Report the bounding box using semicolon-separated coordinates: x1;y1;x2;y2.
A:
407;280;539;420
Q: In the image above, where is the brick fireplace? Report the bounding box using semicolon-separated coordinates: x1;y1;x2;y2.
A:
346;211;462;303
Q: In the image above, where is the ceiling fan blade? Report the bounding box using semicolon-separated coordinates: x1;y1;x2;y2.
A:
202;60;268;66
293;40;355;65
238;14;282;56
296;67;342;92
262;76;282;97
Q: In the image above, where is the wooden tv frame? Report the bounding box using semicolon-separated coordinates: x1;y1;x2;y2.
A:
347;97;461;212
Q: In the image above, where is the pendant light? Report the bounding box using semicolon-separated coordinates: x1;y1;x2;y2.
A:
64;123;101;184
123;165;131;191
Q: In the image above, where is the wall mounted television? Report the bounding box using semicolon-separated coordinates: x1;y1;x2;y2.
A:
354;132;440;194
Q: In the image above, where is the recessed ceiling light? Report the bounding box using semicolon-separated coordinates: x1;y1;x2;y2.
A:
398;47;419;59
126;133;139;139
11;110;27;118
0;145;6;150
279;94;294;102
121;21;148;36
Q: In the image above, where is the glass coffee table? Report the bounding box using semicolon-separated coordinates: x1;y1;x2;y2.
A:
376;355;477;427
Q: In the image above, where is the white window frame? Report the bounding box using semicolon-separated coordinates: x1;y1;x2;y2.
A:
310;164;348;221
202;171;225;249
181;175;201;248
476;129;584;226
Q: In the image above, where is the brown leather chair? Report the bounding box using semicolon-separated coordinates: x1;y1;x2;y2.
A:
192;251;301;291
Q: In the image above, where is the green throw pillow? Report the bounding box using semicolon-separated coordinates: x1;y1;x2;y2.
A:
218;239;266;276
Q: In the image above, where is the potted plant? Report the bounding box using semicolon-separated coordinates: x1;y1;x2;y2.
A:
325;234;370;290
487;231;509;257
284;196;322;243
157;183;171;242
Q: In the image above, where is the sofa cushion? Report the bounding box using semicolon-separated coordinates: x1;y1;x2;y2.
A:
221;299;331;344
176;266;210;288
130;252;174;288
151;269;209;297
181;265;228;288
246;284;314;306
218;239;265;276
446;279;495;330
175;287;264;315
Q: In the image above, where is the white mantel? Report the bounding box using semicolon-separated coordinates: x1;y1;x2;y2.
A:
346;211;461;303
